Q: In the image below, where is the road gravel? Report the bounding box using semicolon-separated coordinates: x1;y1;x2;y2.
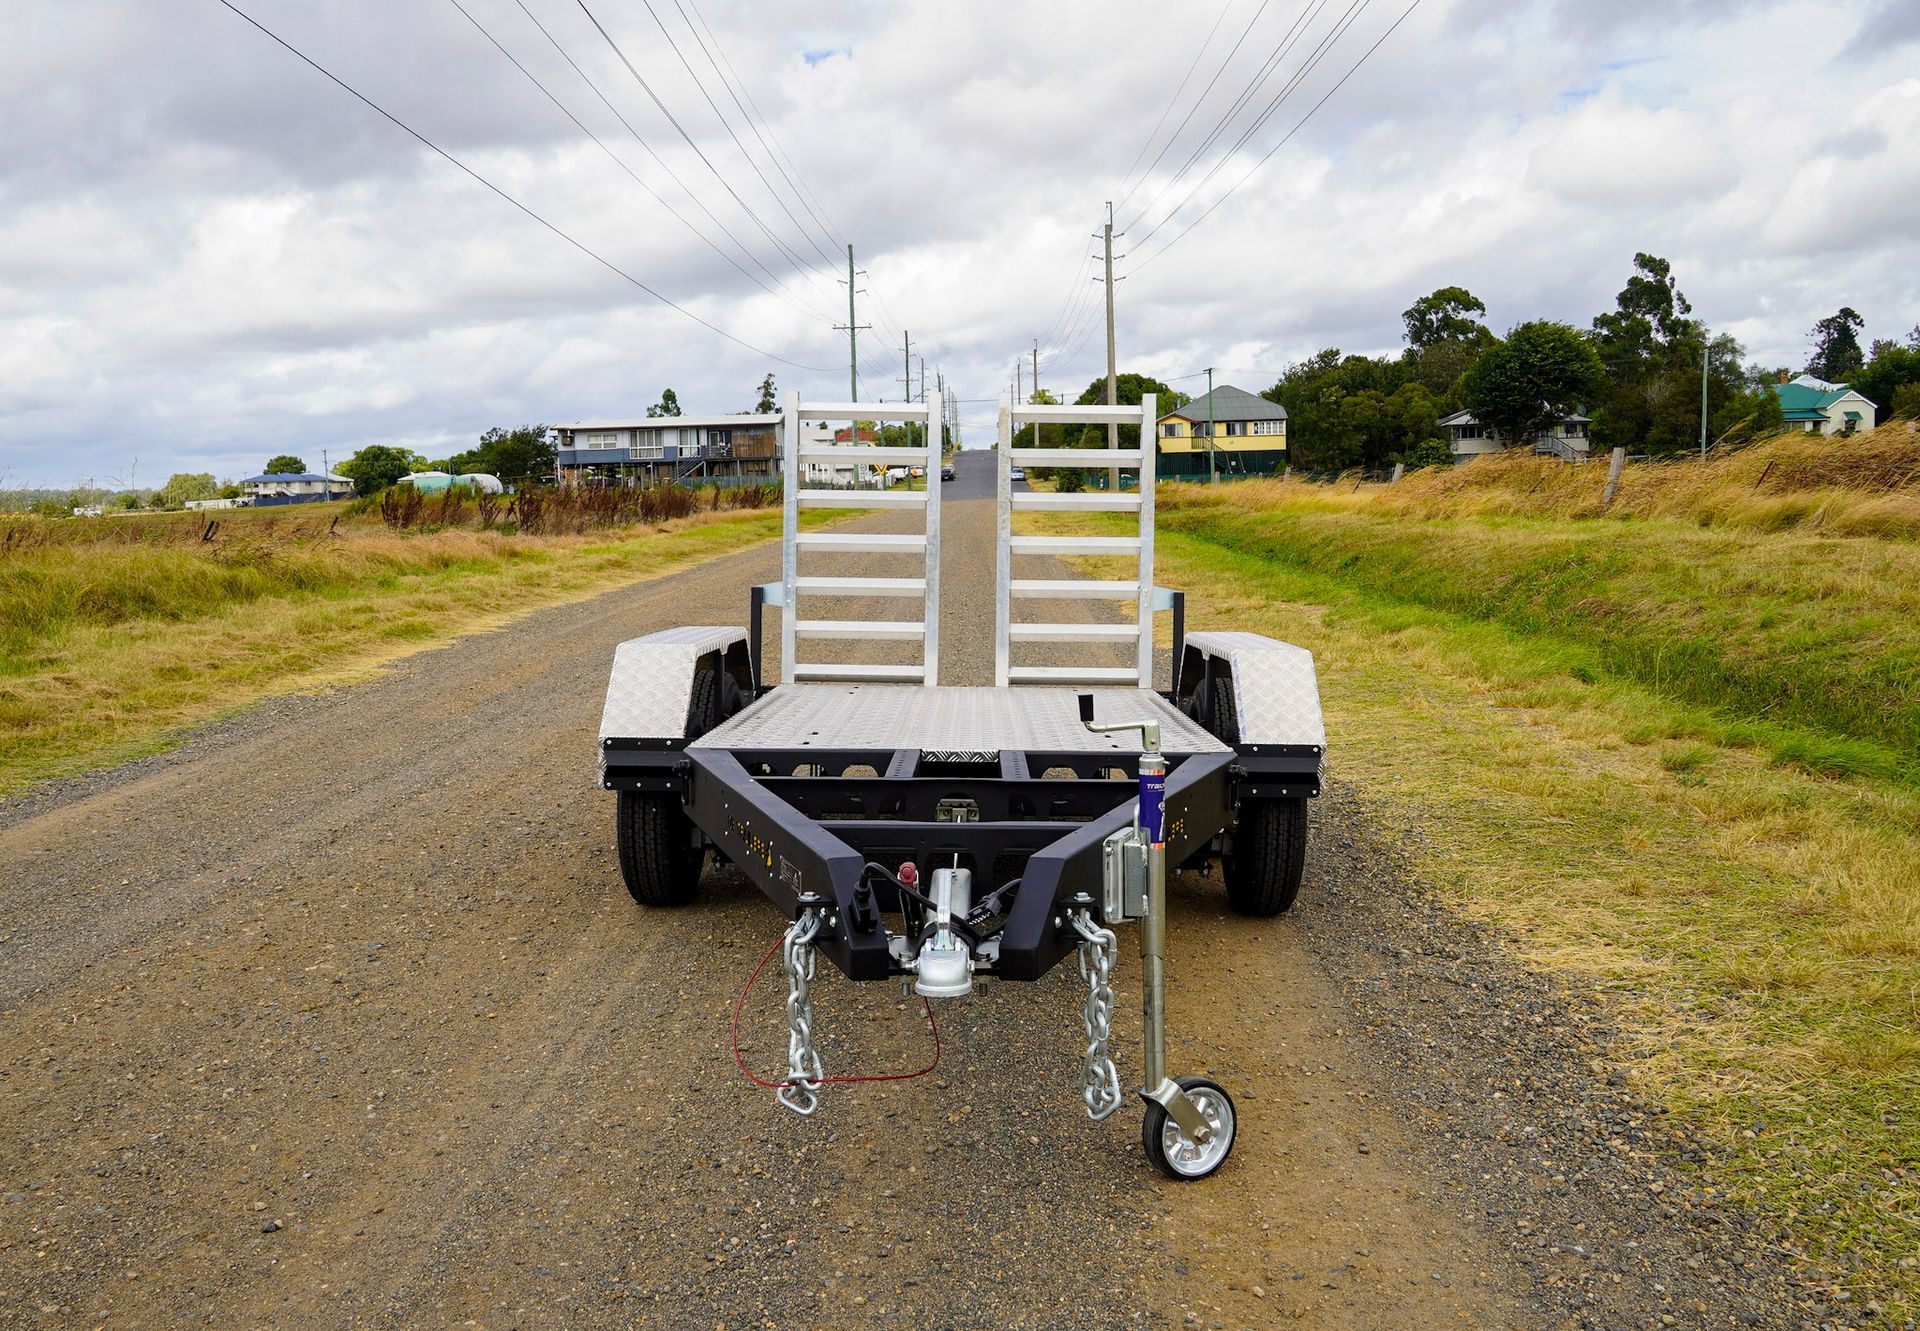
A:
0;450;1845;1329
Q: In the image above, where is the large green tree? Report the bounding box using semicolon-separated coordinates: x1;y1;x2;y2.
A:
336;444;425;494
647;389;683;418
1805;307;1865;382
263;454;307;475
449;425;554;484
1462;322;1606;447
1066;372;1189;450
155;473;218;508
754;373;777;413
1852;337;1920;417
1402;286;1493;353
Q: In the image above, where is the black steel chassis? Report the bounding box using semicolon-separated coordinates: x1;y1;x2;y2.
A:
602;695;1321;985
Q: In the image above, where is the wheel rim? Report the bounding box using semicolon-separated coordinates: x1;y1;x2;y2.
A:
1159;1086;1234;1176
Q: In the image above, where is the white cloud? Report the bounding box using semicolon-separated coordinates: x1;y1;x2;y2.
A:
0;0;1915;487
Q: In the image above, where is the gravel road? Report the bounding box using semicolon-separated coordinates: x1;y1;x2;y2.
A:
0;450;1841;1330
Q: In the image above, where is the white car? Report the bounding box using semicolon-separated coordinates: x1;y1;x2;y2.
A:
1009;467;1026;481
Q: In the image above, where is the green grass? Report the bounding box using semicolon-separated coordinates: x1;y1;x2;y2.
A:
1045;495;1920;1312
0;508;808;795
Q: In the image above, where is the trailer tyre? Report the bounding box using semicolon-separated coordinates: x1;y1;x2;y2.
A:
1142;1076;1237;1180
616;792;703;907
1224;798;1307;916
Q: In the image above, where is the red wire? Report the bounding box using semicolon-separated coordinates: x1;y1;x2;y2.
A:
731;932;941;1090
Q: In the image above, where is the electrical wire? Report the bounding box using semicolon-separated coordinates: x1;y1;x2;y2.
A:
1114;0;1237;210
506;0;838;323
731;932;940;1091
442;0;834;327
213;0;841;372
572;0;844;305
1129;0;1422;274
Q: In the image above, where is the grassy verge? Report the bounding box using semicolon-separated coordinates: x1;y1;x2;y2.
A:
0;507;809;796
1046;494;1920;1311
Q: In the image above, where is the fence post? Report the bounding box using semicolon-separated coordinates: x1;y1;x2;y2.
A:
1602;446;1627;508
1389;462;1404;484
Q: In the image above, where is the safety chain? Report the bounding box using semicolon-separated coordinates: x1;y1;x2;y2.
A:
778;910;825;1115
1070;910;1123;1121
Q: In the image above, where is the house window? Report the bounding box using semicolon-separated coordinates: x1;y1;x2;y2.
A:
1161;423;1179;438
1225;421;1246;437
586;431;619;448
1193;422;1212;437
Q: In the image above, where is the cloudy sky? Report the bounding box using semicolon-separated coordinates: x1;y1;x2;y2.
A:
3;0;1916;488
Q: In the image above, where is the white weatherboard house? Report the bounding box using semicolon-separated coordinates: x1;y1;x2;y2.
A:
1771;375;1878;436
1437;409;1593;460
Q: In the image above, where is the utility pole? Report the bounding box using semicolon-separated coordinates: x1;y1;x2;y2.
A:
835;243;871;403
1032;341;1042;450
901;330;913;450
1101;202;1123;491
1205;366;1216;485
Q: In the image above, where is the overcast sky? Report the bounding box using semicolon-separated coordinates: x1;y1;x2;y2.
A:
3;0;1916;487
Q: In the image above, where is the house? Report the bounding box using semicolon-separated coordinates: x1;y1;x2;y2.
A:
553;414;782;486
1771;375;1877;436
1154;386;1288;479
1436;409;1592;460
239;472;355;505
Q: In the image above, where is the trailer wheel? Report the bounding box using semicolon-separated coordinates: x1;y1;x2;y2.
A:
616;791;702;907
1142;1076;1237;1180
1224;798;1307;916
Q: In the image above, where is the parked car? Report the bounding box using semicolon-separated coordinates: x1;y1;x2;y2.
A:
1009;467;1026;482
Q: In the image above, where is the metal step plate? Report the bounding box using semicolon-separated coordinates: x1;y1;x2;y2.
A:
691;685;1227;755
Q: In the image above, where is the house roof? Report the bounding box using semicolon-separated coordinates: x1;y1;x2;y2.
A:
562;414;780;431
1436;408;1591;427
1158;385;1287;424
1772;376;1862;419
240;472;350;484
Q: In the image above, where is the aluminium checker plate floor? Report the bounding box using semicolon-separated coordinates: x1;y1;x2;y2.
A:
689;684;1228;755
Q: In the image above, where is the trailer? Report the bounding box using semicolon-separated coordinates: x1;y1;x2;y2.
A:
597;393;1324;1179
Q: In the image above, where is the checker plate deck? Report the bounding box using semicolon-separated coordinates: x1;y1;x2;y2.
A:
690;684;1227;755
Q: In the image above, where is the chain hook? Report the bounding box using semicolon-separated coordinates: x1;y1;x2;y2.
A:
1070;909;1124;1121
778;909;825;1115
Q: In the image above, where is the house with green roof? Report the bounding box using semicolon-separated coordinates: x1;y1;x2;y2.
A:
1155;385;1287;479
1771;375;1877;436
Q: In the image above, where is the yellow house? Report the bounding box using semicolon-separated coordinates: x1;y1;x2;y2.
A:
1155;385;1288;479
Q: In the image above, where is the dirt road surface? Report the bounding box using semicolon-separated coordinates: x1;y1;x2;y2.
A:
2;451;1823;1329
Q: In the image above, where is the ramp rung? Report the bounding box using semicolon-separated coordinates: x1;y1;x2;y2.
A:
795;533;927;554
799;446;928;463
1011;493;1143;512
796;575;927;597
794;619;924;640
1008;535;1142;555
798;489;927;508
1011;579;1138;599
1009;623;1139;643
792;663;926;682
1011;448;1145;466
1007;666;1142;684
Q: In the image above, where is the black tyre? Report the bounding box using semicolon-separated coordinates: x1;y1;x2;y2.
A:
1142;1076;1237;1180
616;790;702;906
1224;798;1307;916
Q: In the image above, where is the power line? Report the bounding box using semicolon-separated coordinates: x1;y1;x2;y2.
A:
1122;0;1334;235
213;0;838;372
1114;0;1237;208
1130;0;1423;274
443;0;832;327
627;0;845;273
507;0;838;322
571;0;843;304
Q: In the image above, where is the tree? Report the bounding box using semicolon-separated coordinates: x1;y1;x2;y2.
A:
1404;438;1453;469
1892;383;1920;421
754;373;777;414
449;425;554;484
1402;286;1492;353
155;473;218;508
1806;307;1865;382
336;444;424;495
1462;322;1606;447
1068;372;1188;449
1852;339;1920;418
264;454;307;475
647;389;683;418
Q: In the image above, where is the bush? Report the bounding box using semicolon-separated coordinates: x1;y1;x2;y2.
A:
1055;469;1086;493
1403;438;1454;469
